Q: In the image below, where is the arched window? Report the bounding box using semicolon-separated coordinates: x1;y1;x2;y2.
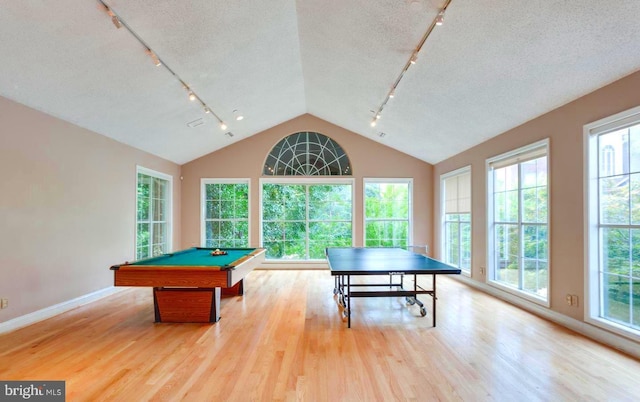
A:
263;132;351;176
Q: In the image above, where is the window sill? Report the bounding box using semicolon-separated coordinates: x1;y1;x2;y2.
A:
487;279;550;308
585;316;640;343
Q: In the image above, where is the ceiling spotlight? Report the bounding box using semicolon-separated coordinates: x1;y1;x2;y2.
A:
410;53;418;65
145;49;161;67
204;106;211;114
188;92;196;101
111;15;122;29
375;113;381;120
100;4;122;29
389;90;395;99
233;109;244;121
436;11;445;26
220;122;228;130
370;119;377;127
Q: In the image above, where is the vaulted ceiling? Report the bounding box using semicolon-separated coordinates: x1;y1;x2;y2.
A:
1;1;640;165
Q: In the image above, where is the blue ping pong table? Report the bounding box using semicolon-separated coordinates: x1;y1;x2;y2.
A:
326;247;461;328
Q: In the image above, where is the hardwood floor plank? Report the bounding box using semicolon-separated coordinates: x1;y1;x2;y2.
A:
0;270;638;401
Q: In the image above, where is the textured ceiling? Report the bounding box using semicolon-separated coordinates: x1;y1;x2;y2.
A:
1;1;640;165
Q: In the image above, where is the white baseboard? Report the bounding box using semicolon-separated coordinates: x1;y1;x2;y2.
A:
0;287;123;335
454;275;640;360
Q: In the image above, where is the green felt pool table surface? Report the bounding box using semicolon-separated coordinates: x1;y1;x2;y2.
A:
111;247;259;270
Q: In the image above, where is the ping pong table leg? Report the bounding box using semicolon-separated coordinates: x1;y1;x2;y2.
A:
432;275;437;327
347;275;351;328
408;274;427;317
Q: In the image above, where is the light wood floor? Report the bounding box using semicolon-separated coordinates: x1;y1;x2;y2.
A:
1;271;639;401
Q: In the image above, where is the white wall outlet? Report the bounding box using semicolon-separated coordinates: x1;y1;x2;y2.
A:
0;298;8;309
566;294;573;305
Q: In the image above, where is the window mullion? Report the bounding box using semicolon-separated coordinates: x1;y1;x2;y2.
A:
518;163;525;291
148;177;155;257
305;185;310;259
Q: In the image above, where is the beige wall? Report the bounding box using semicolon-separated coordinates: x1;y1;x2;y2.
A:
434;70;640;321
181;114;433;252
0;96;181;322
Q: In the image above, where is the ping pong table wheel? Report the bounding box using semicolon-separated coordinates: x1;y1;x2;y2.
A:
405;297;416;305
419;307;427;317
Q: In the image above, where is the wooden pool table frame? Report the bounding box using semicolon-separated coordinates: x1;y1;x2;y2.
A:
110;248;266;323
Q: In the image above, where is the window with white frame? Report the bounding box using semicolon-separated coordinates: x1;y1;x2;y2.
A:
441;167;471;272
586;106;640;337
136;167;172;259
261;179;353;260
364;179;412;248
487;140;549;303
201;180;249;248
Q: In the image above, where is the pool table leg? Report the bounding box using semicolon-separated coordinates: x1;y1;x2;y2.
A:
210;287;221;322
222;279;244;296
152;287;221;323
153;287;161;322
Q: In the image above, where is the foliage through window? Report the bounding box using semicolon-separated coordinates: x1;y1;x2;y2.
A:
364;180;412;248
441;168;471;271
202;180;249;248
261;181;353;259
586;109;640;336
136;168;171;259
263;132;351;176
487;141;549;302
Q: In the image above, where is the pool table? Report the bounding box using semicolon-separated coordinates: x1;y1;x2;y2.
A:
110;247;266;323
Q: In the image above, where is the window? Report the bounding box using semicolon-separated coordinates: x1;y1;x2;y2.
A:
441;167;471;272
487;140;549;304
136;167;172;259
261;179;353;260
201;180;249;248
364;179;412;248
263;131;351;176
586;106;640;338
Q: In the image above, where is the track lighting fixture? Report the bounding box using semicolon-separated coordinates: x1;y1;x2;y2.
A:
98;0;233;138
368;0;452;129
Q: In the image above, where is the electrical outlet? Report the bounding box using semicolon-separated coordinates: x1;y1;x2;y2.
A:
0;298;8;309
479;267;485;275
571;295;579;307
566;294;573;305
